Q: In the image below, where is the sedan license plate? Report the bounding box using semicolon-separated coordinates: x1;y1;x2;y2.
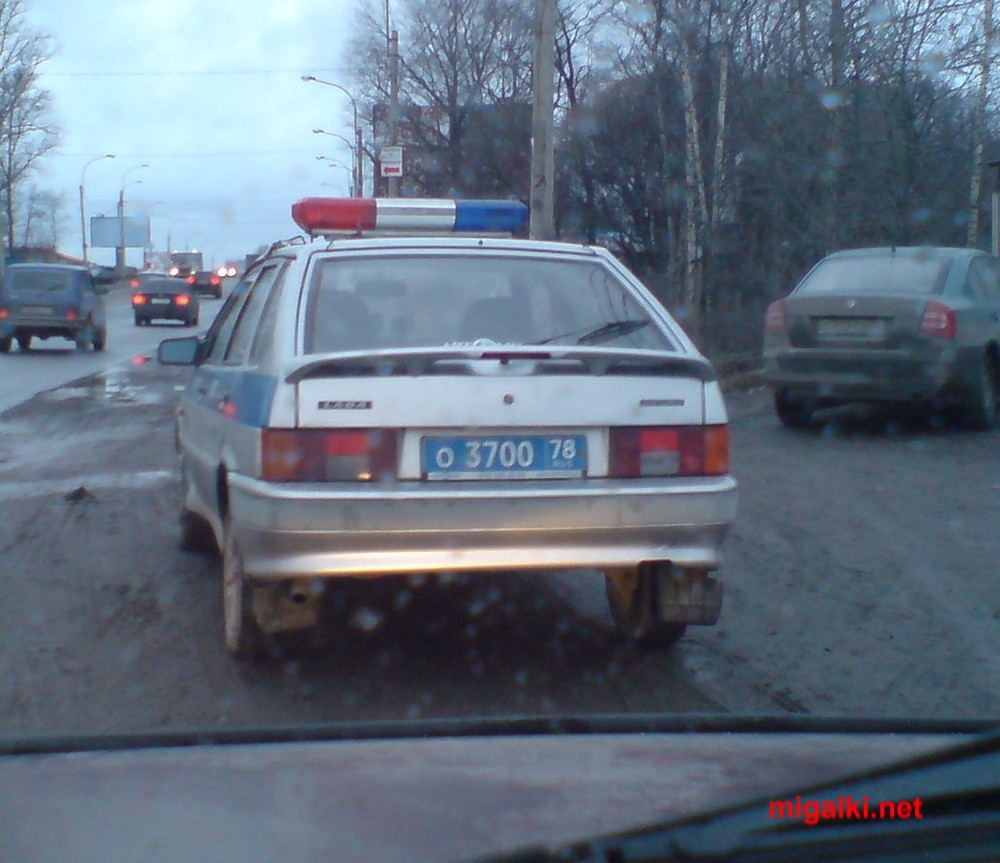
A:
817;317;886;339
20;305;53;315
423;435;586;480
151;297;171;304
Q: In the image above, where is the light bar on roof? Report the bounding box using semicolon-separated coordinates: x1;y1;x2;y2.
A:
290;197;528;235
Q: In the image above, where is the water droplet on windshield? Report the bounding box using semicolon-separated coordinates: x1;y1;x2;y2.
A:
818;88;846;109
350;606;384;633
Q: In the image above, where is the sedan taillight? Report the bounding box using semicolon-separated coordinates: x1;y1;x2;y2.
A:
0;308;8;319
175;294;191;306
132;293;148;305
64;308;78;321
920;300;957;338
608;426;729;478
764;299;787;335
261;429;398;482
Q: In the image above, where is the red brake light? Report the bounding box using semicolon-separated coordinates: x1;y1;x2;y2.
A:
764;299;787;335
64;308;78;321
261;429;397;482
185;275;196;285
132;293;147;305
130;278;140;289
210;275;221;286
0;308;8;319
609;426;729;478
920;300;957;338
175;294;191;306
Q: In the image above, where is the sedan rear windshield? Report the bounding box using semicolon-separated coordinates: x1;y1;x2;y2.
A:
303;254;676;354
7;270;75;294
798;255;953;295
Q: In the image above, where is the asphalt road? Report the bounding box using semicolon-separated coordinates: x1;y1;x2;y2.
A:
0;351;996;736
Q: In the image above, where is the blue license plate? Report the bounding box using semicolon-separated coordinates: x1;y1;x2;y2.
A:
423;434;586;480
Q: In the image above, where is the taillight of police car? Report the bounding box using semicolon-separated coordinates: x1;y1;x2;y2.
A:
608;426;729;477
261;429;398;482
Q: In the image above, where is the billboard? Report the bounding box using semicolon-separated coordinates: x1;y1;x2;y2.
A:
90;215;150;248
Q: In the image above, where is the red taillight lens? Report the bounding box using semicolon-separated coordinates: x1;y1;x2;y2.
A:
129;278;140;289
0;308;8;319
261;429;397;482
764;299;787;335
64;308;78;321
609;425;729;478
210;275;221;286
185;275;196;285
920;300;957;338
175;294;191;306
132;293;147;305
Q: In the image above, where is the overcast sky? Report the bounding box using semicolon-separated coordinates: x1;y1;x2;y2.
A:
26;0;364;268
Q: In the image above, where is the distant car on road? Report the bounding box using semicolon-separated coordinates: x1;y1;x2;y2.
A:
186;270;224;299
0;263;109;353
132;276;200;327
763;246;1000;430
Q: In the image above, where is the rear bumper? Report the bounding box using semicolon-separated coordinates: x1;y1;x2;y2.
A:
762;346;975;402
226;473;738;579
0;318;86;339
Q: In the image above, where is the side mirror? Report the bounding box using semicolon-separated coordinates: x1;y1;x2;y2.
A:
158;336;201;366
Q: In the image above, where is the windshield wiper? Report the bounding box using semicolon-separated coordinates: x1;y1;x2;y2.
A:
534;319;650;346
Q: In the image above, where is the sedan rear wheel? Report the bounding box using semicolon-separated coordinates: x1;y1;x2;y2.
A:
222;516;264;659
16;334;31;352
605;566;687;648
774;389;812;429
0;337;10;354
961;352;998;431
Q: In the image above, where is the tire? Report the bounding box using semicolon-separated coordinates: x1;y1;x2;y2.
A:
774;389;812;428
93;327;106;351
75;319;94;351
222;515;264;659
16;334;31;352
134;315;142;326
0;336;11;353
179;509;218;554
959;352;998;431
605;567;687;648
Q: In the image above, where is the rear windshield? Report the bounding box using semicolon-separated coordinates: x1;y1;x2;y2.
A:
303;254;675;354
798;255;953;295
7;270;75;294
142;279;188;294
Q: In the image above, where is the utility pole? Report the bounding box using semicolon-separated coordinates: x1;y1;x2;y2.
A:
388;29;401;197
530;0;555;239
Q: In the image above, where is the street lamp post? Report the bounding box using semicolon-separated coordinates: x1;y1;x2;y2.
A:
117;163;149;279
79;154;115;262
316;156;353;193
302;76;364;196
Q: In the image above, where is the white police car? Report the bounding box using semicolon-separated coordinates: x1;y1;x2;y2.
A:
158;198;737;657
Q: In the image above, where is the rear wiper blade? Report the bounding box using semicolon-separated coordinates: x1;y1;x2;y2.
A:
534;319;650;346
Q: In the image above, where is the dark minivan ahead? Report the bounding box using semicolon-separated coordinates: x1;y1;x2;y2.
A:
0;263;109;353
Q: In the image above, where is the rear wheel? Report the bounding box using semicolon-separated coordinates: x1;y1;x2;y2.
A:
134;314;142;326
74;319;93;351
222;516;264;659
16;334;31;352
93;327;106;351
605;567;687;648
774;389;812;428
960;352;998;431
0;336;11;353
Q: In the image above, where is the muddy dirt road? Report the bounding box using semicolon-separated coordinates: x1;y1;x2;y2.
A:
0;362;996;736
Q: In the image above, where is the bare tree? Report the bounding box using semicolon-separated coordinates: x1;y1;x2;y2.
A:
0;0;58;250
966;0;995;247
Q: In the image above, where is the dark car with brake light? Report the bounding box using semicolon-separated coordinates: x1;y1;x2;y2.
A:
0;263;109;353
133;277;200;327
763;246;1000;430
